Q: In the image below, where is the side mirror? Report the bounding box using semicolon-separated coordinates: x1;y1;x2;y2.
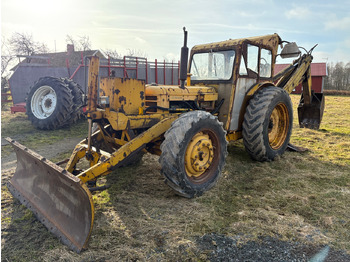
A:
280;42;301;58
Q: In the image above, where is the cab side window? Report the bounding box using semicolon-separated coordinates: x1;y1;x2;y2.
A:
247;44;259;74
260;48;272;78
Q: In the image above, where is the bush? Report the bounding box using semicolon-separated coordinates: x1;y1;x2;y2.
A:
323;90;350;96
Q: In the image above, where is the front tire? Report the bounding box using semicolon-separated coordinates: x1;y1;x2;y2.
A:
242;86;293;161
160;111;228;198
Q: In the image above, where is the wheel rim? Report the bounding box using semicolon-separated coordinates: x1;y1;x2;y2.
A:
184;131;219;183
268;103;289;150
31;85;57;119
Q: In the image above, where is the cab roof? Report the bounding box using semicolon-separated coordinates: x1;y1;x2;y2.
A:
191;33;282;54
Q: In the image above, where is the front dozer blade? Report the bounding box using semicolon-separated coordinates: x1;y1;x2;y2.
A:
6;138;94;253
298;92;325;129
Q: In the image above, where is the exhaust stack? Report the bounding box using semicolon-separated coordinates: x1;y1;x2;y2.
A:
179;27;188;89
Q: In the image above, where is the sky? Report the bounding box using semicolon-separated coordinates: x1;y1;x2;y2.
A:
1;0;350;64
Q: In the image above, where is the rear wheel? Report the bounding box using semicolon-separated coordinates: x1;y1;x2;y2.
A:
160;111;227;198
62;78;84;123
242;86;293;161
26;77;74;130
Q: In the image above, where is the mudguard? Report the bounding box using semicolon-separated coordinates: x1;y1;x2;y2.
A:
6;138;94;253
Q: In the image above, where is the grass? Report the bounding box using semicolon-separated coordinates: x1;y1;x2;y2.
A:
1;94;349;261
1;111;87;156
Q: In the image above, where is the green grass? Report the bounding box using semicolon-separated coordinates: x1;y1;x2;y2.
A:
1;95;349;261
1;111;87;157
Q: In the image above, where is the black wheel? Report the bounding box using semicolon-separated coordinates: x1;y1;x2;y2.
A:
160;111;228;198
26;77;74;130
62;78;84;123
242;86;293;161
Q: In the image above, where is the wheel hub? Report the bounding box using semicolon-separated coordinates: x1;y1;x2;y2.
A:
268;103;289;149
31;85;57;119
185;132;214;177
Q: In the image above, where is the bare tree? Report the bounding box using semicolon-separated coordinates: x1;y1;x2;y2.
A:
78;35;91;51
102;48;122;59
66;35;92;51
126;48;148;58
324;62;350;91
66;34;77;47
9;32;49;56
1;35;14;77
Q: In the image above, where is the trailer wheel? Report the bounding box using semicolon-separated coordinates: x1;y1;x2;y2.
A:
26;77;74;130
160;111;227;198
242;86;293;161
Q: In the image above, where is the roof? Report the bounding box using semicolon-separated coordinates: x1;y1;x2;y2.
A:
274;62;328;76
11;50;105;71
191;34;282;57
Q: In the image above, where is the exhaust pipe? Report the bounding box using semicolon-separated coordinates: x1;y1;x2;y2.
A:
179;27;188;89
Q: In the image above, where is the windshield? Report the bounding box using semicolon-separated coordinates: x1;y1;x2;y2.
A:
190;50;235;81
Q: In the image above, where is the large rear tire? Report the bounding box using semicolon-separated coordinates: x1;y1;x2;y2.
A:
242;86;293;161
160;111;227;198
26;77;74;130
62;78;84;124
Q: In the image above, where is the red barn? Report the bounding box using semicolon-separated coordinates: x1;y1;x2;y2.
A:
274;63;327;94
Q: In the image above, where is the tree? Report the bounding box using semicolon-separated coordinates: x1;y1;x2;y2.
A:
102;48;122;59
65;35;92;51
324;62;350;91
126;48;148;58
1;36;14;77
9;32;49;56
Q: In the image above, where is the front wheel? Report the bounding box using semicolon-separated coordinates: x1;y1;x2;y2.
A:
242;86;293;161
160;111;228;198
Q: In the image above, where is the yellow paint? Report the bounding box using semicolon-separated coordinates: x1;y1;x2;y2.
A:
226;131;242;141
100;78;145;114
87;57;100;113
186;73;192;86
185;132;214;177
77;116;177;183
268;103;289;149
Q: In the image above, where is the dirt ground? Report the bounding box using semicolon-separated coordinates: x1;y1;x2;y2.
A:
1;95;350;261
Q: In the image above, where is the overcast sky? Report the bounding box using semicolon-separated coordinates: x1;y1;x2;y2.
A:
1;0;350;64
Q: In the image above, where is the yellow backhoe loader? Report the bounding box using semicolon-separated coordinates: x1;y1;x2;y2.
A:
6;28;325;252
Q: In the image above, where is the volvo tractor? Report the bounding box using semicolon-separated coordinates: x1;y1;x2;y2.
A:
6;28;324;252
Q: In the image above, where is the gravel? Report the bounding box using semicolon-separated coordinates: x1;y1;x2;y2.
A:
196;234;350;262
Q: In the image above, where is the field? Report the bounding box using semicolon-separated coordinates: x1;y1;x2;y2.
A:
1;95;350;261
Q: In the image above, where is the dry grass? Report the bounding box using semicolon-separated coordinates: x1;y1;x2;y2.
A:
1;95;350;261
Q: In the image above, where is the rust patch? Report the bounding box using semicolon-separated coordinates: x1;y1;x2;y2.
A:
119;96;127;104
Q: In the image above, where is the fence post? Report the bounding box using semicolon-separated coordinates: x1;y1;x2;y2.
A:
171;61;174;85
108;55;111;76
164;60;166;85
136;57;138;79
146;58;148;84
178;61;180;85
155;59;158;84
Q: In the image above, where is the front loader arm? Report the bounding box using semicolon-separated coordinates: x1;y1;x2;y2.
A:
77;116;177;183
276;54;313;98
275;53;324;129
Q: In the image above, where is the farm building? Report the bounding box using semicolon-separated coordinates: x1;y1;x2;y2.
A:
8;45;180;113
8;45;104;111
274;63;327;94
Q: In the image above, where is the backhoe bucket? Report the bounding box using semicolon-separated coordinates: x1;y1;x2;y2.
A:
297;92;325;129
6;138;94;253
